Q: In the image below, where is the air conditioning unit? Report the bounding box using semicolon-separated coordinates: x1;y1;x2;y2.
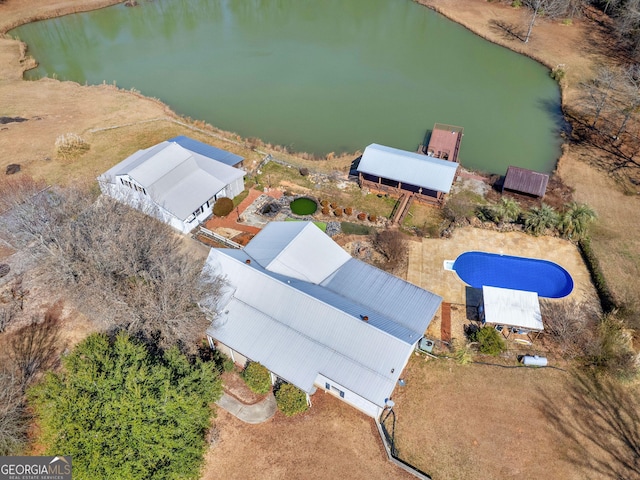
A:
417;337;435;353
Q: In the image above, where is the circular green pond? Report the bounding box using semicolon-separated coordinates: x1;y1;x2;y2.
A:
290;198;318;216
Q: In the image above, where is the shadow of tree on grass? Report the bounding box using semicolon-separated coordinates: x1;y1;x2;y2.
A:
539;370;640;479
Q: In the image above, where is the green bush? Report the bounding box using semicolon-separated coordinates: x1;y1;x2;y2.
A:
213;197;234;217
469;326;506;355
579;237;617;314
242;362;271;394
551;66;566;82
341;222;372;235
28;333;221;479
275;383;309;417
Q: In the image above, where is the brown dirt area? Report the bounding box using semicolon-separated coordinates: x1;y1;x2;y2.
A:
204;391;413;480
392;357;603;480
1;1;639;479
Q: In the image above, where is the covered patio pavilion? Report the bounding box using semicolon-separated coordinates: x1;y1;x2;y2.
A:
479;286;543;342
357;143;459;206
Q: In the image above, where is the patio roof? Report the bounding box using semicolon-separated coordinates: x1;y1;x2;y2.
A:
357;144;458;193
482;286;543;332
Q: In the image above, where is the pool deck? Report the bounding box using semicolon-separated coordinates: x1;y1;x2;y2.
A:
407;227;597;343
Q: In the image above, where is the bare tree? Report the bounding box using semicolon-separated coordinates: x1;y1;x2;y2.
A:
581;65;620;129
372;229;408;273
614;64;640;138
523;0;569;43
540;297;600;359
0;370;28;455
613;0;640;58
8;306;64;388
2;179;225;350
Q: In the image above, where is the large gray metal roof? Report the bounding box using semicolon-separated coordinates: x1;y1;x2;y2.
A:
205;222;442;408
357;143;458;193
99;141;245;220
243;222;350;284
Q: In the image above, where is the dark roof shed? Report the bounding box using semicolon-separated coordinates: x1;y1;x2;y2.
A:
502;166;549;198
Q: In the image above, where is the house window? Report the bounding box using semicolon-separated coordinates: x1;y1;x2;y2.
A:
325;382;330;390
331;385;345;398
193;206;204;217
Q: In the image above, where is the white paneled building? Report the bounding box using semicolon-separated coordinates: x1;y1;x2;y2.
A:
98;138;245;233
204;222;442;418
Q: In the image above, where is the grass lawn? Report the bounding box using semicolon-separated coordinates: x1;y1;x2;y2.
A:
255;161;398;219
284;217;327;232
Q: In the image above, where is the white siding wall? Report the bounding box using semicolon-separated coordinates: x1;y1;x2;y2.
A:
227;177;245;199
314;373;381;418
213;342;249;368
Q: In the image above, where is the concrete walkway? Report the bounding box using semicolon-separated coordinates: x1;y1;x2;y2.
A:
215;392;277;424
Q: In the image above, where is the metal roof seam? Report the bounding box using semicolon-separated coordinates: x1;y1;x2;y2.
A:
213;296;402;384
219;251;417;346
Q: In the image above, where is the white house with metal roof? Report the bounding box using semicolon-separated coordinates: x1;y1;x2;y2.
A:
357;143;459;206
97;138;245;233
203;221;442;418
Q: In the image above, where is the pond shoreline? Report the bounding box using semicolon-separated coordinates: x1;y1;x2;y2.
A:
2;0;567;175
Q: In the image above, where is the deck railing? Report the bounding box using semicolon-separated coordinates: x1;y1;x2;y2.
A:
199;227;242;249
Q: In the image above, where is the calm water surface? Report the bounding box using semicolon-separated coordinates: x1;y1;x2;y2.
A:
12;0;563;173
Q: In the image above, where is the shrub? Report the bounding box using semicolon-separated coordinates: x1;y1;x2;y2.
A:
373;230;407;271
344;207;353;216
299;167;309;176
468;326;505;355
213;197;234;217
241;362;271;394
452;340;473;365
321;206;330;216
357;212;366;221
551;66;566;82
330;202;338;209
341;222;372;235
368;214;377;222
579;237;617;313
320;200;329;208
333;208;343;217
524;203;559;236
275;383;309;417
589;315;636;379
55;133;89;159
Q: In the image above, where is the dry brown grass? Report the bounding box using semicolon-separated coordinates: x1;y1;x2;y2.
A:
203;391;413;480
391;356;613;480
1;0;639;478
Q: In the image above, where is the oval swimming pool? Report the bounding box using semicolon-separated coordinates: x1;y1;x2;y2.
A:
452;251;573;298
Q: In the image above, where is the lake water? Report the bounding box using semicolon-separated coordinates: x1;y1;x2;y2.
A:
12;0;563;173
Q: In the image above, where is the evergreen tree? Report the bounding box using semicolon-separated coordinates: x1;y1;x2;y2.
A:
29;332;222;480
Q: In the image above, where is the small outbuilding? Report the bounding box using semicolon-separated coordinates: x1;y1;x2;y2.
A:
502;166;549;198
479;285;543;340
357;143;458;206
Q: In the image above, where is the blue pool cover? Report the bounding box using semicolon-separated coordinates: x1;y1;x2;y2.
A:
452;251;573;298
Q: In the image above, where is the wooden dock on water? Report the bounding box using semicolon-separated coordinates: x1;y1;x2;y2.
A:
418;123;464;164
